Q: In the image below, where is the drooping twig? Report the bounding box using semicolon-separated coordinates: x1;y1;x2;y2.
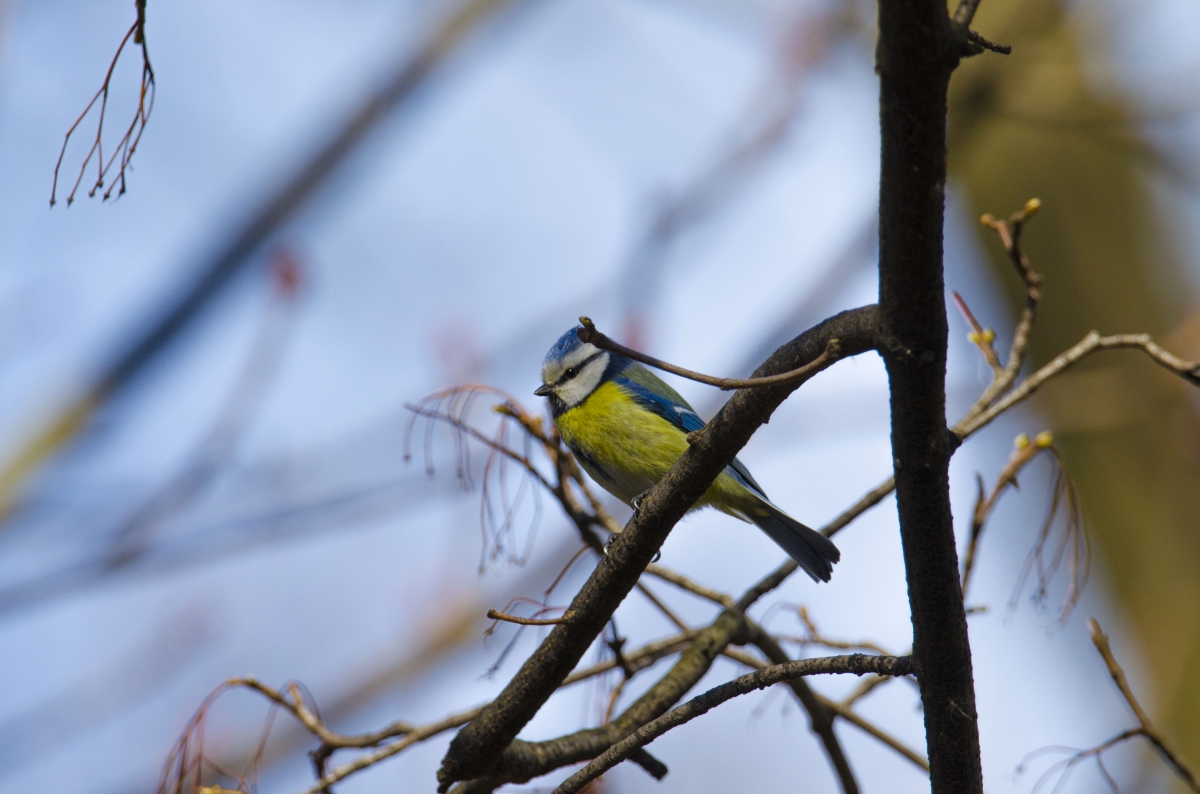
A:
51;0;155;206
577;317;842;391
1088;619;1199;791
160;630;699;794
551;654;914;794
961;430;1054;596
1009;446;1089;623
3;0;523;522
1018;621;1200;794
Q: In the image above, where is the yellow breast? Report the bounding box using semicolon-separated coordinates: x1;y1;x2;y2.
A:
554;381;754;514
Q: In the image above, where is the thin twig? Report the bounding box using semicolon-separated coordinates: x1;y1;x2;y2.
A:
840;674;892;708
634;582;690;633
644;564;734;609
487;609;571;626
578;316;841;391
51;1;155;206
779;606;894;657
817;694;929;772
552;654;913;794
299;707;486;794
961;431;1053;596
956;331;1200;440
952;291;1003;374
1089;619;1199;791
967;30;1011;55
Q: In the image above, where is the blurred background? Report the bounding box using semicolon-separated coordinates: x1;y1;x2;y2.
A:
0;0;1197;791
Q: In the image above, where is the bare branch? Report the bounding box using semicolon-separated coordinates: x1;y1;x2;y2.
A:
644;564;734;609
956;331;1200;440
818;695;929;772
436;306;880;789
486;609;571;626
552;654;913;794
51;0;155;206
1089;619;1199;791
577;317;842;391
961;430;1054;596
745;626;860;794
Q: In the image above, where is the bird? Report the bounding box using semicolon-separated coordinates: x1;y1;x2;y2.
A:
534;325;840;582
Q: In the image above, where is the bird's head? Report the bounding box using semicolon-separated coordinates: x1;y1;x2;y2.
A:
535;326;612;411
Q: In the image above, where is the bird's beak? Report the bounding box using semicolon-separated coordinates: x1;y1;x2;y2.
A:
534;384;553;397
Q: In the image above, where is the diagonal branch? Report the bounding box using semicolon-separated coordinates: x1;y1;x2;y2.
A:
1089;620;1199;792
435;305;881;790
552;654;914;794
747;626;860;793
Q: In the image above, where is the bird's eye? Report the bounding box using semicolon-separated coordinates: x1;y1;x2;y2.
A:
563;365;580;379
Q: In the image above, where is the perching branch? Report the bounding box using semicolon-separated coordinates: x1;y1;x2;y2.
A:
411;385;866;794
436;305;881;790
551;654;914;794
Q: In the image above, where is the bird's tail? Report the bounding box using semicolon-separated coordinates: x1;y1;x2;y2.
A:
747;500;840;582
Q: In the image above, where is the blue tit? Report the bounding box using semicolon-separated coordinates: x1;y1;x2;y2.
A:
535;326;840;582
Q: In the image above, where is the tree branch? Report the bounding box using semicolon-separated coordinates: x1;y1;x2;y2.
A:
748;626;860;794
877;0;983;790
578;317;842;391
955;331;1200;439
436;306;880;789
552;654;914;794
1089;619;1199;792
817;694;929;772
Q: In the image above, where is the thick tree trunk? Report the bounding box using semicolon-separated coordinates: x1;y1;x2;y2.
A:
877;2;984;792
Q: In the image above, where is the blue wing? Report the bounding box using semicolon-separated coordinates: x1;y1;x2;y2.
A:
614;372;769;500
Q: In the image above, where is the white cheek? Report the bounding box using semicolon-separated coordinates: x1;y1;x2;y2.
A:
557;355;607;407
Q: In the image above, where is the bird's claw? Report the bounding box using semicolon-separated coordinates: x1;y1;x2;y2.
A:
602;530;660;563
630;489;651;516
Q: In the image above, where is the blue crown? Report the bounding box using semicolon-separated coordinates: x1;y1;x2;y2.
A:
544;326;585;365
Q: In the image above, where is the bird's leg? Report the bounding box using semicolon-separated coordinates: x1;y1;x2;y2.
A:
630;489;651;515
628;490;661;562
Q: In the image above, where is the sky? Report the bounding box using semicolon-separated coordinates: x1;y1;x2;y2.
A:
0;0;1195;792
